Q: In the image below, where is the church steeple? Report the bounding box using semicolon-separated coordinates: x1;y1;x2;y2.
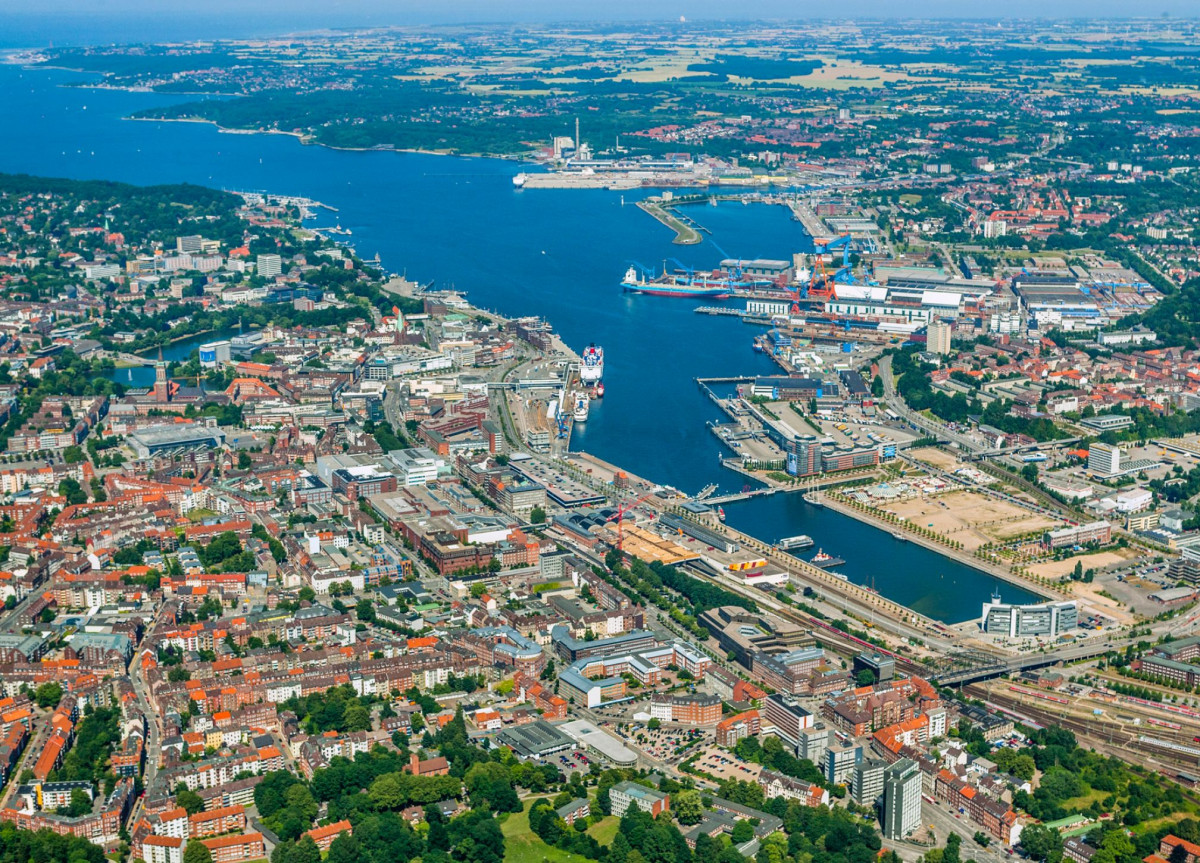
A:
154;347;169;403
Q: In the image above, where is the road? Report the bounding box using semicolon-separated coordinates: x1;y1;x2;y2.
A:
923;798;1009;863
878;355;983;453
125;608;165;830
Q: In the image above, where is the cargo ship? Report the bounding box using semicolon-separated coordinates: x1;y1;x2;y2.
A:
580;344;604;384
622;265;773;299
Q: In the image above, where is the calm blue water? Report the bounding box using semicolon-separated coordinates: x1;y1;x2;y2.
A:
0;61;1030;621
723;494;1038;622
112;326;244;389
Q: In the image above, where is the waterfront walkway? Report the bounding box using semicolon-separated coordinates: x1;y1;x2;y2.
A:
814;489;1057;600
637;199;703;244
705;514;946;640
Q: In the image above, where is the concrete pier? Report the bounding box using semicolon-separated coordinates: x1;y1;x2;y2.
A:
637;199;702;244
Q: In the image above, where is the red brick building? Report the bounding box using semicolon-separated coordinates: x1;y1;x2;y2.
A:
715;710;761;747
199;832;265;863
305;820;352;852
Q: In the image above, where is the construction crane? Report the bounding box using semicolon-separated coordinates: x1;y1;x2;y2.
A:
626;260;658;281
605;493;654;551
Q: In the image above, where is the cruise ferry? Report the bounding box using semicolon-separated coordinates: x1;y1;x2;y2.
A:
573;393;590;422
580;344;604;384
621;265;772;299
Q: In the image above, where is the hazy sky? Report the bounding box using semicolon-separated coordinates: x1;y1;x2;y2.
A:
0;0;1196;48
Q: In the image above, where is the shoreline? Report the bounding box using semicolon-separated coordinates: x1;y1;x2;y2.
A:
127;115;535;163
7;57;1057;637
14;60;537;166
816;489;1055;601
712;515;947;633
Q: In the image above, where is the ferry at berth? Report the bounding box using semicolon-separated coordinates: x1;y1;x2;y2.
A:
580;344;604;383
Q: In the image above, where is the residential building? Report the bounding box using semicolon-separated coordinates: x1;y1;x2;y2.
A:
758;769;830;808
824;743;862;785
609;781;669;818
927;320;953;356
143;836;184;863
256;254;282;279
715;711;760;748
199;833;266;863
305;820;352;852
853;758;888;806
883;759;923;840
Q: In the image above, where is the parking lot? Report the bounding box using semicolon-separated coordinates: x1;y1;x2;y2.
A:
529;748;592;775
693;746;762;783
609;722;709;763
556;748;591;772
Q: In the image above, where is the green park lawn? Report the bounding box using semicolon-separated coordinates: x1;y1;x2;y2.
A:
500;808;593;863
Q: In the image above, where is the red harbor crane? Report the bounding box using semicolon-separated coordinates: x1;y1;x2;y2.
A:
605;493;654;551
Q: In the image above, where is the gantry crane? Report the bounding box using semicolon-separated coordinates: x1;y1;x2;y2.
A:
789;233;855;309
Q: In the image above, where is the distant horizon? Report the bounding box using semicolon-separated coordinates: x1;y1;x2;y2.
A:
0;4;1198;50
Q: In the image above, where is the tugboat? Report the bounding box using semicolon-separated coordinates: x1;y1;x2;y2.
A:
591;381;605;399
717;507;726;523
809;549;846;569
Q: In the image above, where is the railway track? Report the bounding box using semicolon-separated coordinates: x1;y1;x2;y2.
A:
684;564;931;675
969;684;1200;773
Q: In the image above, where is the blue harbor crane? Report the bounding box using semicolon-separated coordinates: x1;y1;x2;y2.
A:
707;238;747;281
625;260;659;280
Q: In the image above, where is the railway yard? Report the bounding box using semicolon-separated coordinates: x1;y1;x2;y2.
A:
969;678;1200;781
